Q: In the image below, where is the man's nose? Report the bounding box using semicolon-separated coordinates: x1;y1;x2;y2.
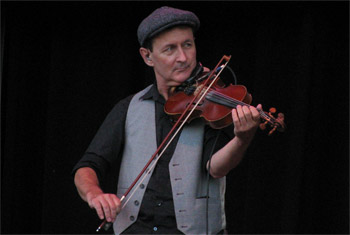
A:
176;48;187;62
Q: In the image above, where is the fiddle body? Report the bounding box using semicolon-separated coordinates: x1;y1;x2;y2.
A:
164;69;285;135
165;78;252;129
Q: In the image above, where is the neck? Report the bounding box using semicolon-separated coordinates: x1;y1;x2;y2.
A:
158;87;173;101
157;83;176;101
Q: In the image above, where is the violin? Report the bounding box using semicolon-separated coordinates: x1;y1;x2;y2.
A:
96;55;285;232
165;55;285;135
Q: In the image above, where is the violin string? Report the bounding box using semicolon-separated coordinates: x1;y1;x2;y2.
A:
211;91;274;122
208;90;267;118
206;90;276;124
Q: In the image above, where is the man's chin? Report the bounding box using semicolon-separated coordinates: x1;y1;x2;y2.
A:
176;72;193;82
173;77;190;86
170;82;184;88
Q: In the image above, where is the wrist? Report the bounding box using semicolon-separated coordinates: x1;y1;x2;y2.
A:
86;187;104;202
234;135;252;147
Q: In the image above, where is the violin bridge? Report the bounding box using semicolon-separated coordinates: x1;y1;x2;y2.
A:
194;84;206;97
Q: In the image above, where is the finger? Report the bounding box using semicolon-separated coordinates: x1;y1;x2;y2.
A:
97;196;113;222
103;196;116;222
256;104;262;110
91;199;105;220
231;107;240;126
112;196;122;214
105;195;120;222
237;105;248;124
249;105;261;122
242;105;253;122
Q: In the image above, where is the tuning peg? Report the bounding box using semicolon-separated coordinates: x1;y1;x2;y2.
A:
259;107;286;135
276;112;286;132
268;126;277;135
269;107;276;114
259;121;268;130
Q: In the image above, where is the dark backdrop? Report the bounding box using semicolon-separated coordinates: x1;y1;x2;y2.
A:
1;1;348;234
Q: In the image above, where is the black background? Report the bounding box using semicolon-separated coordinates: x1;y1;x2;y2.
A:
1;1;349;234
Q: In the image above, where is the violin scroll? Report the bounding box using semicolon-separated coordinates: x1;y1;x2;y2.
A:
259;107;286;135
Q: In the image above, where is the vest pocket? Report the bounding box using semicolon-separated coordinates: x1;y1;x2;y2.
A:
196;177;222;199
193;197;223;233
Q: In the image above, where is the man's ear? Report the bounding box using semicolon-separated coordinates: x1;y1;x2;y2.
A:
139;47;153;67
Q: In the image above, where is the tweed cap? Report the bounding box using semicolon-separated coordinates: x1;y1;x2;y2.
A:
137;6;200;46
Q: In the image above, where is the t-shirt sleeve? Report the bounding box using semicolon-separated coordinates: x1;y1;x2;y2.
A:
71;95;133;182
202;124;234;172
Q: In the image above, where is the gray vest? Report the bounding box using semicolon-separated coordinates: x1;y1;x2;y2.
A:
113;85;226;234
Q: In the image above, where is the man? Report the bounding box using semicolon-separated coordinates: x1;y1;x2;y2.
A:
73;6;261;234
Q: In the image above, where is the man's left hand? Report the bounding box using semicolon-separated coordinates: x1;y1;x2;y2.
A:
232;104;261;143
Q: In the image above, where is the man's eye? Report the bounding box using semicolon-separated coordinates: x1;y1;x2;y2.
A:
164;47;173;52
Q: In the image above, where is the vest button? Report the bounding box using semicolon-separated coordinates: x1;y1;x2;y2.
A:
153;226;158;231
129;216;135;221
140;184;145;189
134;200;140;206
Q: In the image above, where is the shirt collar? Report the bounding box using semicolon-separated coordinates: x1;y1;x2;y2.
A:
140;81;165;104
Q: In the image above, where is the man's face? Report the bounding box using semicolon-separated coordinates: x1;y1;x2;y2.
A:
148;26;197;90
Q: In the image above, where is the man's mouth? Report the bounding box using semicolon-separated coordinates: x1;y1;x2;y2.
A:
174;65;190;72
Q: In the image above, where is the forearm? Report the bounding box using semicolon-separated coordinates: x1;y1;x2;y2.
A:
208;104;261;178
208;136;251;178
74;167;104;203
74;167;121;222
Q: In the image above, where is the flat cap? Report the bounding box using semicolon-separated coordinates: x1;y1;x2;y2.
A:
137;6;200;46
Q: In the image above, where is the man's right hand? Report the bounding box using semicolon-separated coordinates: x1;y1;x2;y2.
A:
86;192;121;222
74;167;121;223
